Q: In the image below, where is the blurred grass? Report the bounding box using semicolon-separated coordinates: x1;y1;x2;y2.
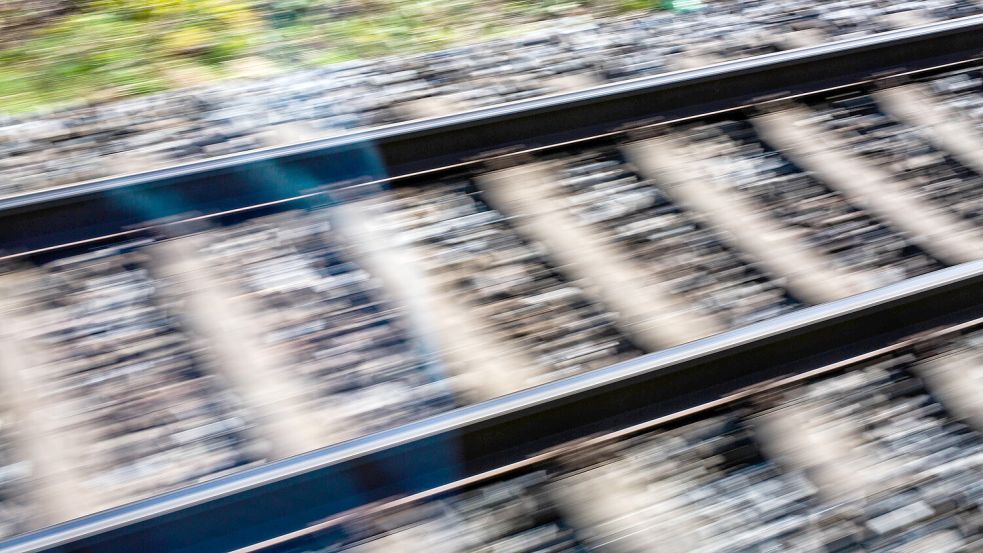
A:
0;0;665;114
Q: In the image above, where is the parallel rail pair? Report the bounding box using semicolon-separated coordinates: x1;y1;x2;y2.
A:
4;15;983;552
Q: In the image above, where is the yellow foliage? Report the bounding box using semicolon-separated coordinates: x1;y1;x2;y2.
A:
164;26;212;53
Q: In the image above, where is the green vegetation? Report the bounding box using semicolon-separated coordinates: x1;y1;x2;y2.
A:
1;1;263;112
0;0;664;114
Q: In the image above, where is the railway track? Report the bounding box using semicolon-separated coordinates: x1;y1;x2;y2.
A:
238;315;983;553
2;15;983;256
6;264;981;553
2;16;983;553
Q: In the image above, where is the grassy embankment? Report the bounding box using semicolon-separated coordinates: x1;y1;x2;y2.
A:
0;0;666;114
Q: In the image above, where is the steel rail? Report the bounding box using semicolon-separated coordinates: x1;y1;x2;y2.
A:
238;315;983;553
2;15;983;255
4;260;982;553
